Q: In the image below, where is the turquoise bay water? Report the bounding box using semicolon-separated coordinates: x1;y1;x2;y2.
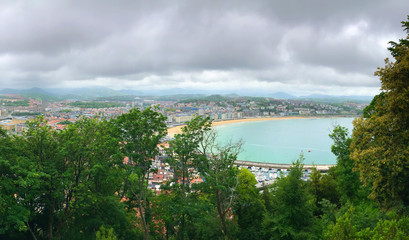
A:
215;117;355;165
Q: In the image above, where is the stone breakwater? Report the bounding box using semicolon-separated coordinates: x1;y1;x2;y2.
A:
235;160;334;171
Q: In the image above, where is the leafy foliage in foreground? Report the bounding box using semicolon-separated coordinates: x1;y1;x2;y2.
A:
1;113;409;240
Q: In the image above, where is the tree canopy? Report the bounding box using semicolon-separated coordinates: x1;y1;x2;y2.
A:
351;17;409;207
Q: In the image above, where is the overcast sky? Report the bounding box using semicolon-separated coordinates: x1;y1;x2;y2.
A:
0;0;408;96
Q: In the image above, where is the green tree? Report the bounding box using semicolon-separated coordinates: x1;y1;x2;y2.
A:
234;168;265;240
361;213;409;240
57;117;128;239
151;193;177;240
351;17;409;207
262;184;274;213
0;115;141;239
19;117;64;240
325;203;382;240
263;154;318;239
362;92;385;118
329;126;363;203
0;117;67;239
198;131;242;239
114;107;167;240
164;115;211;239
309;167;339;214
0;128;32;238
96;226;118;240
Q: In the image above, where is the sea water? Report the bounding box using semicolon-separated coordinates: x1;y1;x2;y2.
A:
215;117;355;165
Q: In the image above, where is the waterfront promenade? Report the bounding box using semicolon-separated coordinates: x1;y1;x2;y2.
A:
235;160;335;171
235;160;335;188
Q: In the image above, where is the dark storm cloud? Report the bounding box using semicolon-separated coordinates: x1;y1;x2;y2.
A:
0;0;407;95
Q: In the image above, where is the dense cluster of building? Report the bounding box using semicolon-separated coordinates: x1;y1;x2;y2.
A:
165;97;365;126
1;94;366;134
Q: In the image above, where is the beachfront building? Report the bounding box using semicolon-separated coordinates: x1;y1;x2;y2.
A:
174;114;193;124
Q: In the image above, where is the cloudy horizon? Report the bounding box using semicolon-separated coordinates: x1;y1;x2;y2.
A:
0;0;408;96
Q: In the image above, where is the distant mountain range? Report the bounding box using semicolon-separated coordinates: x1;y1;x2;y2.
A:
294;94;373;103
269;91;296;99
0;87;375;103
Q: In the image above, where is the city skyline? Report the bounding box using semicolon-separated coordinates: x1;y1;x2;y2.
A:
0;0;408;96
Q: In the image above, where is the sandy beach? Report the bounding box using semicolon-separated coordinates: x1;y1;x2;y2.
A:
167;115;345;137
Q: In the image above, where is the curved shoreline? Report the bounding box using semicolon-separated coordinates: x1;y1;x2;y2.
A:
167;115;357;137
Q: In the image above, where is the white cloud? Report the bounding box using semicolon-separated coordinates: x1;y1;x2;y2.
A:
0;0;407;96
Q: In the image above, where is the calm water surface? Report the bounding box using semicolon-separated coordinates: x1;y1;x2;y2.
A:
215;117;355;165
